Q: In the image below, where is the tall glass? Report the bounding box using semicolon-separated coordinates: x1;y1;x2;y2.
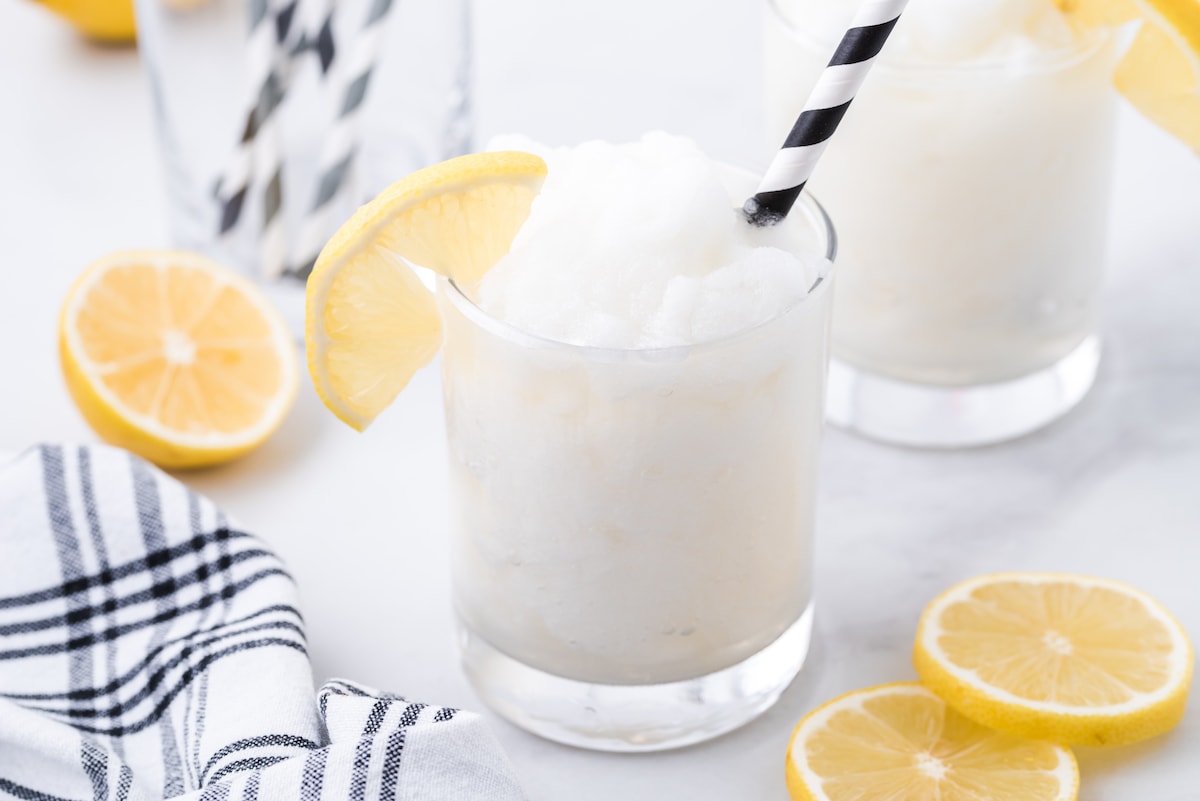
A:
766;0;1119;447
439;182;837;751
135;0;471;332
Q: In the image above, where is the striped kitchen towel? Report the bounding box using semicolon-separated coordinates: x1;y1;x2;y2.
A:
0;445;526;801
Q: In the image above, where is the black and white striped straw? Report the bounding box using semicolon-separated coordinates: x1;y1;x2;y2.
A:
213;0;282;240
744;0;909;227
214;0;335;278
255;0;296;280
291;0;397;280
265;0;335;278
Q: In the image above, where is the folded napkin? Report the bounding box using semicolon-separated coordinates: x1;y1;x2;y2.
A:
0;444;525;801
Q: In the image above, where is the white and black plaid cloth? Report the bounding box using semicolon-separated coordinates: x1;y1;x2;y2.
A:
0;445;525;801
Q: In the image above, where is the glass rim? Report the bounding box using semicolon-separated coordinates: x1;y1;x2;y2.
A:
767;0;1112;76
442;189;837;361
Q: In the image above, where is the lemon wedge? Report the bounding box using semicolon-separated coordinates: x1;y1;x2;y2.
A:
786;682;1078;801
1056;0;1140;27
59;250;298;468
915;572;1193;746
1058;0;1200;151
305;151;547;431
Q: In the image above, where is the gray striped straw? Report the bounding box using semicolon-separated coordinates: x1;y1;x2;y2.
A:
214;0;335;278
262;0;335;278
254;0;292;281
744;0;909;227
214;0;281;239
290;0;397;280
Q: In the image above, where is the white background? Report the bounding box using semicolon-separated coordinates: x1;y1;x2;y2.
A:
3;0;1200;799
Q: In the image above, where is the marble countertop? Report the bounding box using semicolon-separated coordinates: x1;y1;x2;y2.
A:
2;1;1199;798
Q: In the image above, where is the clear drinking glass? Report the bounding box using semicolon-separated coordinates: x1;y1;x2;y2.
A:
439;176;837;752
765;0;1119;447
135;0;471;331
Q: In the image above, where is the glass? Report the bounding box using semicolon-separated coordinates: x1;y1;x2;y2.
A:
439;176;837;752
765;0;1119;447
135;0;471;332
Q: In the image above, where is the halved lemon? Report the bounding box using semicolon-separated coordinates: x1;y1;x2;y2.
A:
1058;0;1200;151
915;572;1193;746
786;682;1078;801
37;0;137;43
305;151;547;431
60;250;298;468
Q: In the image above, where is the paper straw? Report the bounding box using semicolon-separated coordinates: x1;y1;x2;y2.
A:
213;0;279;239
262;0;336;278
288;0;336;72
213;0;335;278
744;0;909;227
290;0;396;279
255;0;301;279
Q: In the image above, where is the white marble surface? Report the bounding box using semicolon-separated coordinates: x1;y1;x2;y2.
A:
3;1;1200;799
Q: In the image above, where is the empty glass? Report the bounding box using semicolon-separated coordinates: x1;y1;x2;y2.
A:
136;0;471;330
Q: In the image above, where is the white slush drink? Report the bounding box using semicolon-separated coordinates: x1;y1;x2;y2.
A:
439;134;834;686
767;0;1118;387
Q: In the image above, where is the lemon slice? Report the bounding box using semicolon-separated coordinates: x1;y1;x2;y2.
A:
59;250;298;468
305;151;547;431
915;572;1193;746
1058;0;1200;151
786;682;1078;801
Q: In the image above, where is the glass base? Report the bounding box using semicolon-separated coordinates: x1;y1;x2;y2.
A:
459;604;815;752
827;336;1101;448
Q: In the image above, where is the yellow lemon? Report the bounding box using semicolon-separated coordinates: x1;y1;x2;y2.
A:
305;151;546;431
915;572;1193;746
786;682;1078;801
1058;0;1200;151
37;0;136;43
60;250;298;468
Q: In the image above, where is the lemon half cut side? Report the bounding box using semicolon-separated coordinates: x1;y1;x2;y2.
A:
59;250;298;468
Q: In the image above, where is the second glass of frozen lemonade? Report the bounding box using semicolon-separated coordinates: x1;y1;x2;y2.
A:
767;0;1119;446
441;135;837;750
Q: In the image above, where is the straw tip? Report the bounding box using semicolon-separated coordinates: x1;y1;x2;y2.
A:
742;198;785;228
